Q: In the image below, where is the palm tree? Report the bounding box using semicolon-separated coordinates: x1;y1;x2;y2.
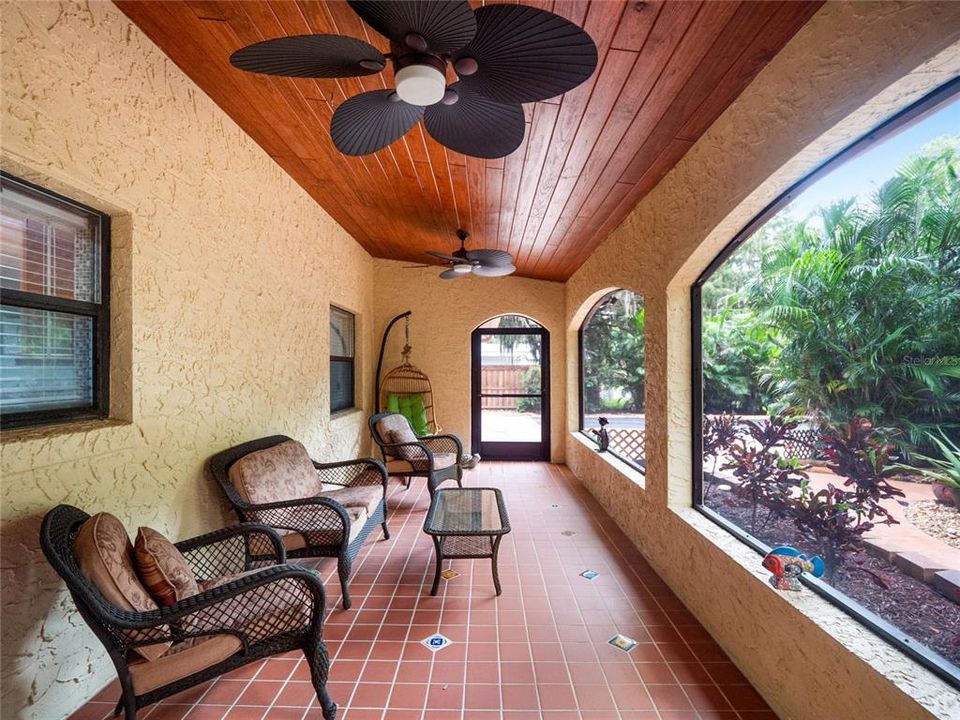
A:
744;140;960;450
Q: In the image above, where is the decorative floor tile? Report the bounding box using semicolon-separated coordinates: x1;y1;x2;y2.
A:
440;568;460;581
608;633;640;653
580;569;600;580
420;632;453;652
69;463;774;720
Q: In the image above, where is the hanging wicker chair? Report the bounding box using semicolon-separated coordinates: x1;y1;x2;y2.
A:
378;319;441;435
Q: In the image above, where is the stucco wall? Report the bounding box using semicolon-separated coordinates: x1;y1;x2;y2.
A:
1;3;375;718
565;2;960;720
373;259;566;463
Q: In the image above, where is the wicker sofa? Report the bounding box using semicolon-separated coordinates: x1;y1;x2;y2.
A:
208;435;388;609
40;505;338;720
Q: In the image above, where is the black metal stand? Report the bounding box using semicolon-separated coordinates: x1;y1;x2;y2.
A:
374;310;412;414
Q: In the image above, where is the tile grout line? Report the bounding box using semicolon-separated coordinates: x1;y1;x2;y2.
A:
339;477;431;717
555;463;739;718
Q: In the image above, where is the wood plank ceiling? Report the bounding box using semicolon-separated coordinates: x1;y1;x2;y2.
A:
116;1;822;281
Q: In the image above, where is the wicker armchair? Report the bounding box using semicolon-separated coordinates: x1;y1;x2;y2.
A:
40;505;338;720
208;435;388;609
369;412;463;495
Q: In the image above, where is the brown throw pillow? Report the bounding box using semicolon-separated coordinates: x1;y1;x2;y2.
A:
134;527;200;607
73;513;171;661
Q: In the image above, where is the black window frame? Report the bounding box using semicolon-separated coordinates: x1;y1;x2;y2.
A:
329;304;356;414
0;172;111;430
578;289;646;475
691;77;960;690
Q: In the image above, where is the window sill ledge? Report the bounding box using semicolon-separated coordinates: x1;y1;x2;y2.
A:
1;417;131;445
570;431;646;489
670;504;960;717
330;407;364;425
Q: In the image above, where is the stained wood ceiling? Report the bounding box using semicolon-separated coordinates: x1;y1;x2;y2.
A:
116;1;822;281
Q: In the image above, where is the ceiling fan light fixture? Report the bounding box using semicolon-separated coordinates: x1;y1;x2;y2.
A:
453;263;473;274
395;64;446;106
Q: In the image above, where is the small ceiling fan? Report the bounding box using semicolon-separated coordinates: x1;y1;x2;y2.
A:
229;1;597;159
409;229;515;279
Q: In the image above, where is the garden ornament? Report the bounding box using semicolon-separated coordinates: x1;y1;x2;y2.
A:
591;416;610;452
762;545;825;591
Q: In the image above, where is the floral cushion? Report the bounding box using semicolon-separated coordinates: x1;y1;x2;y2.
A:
282;505;369;551
319;484;383;518
377;414;420;461
73;513;171;661
228;440;322;505
189;569;313;642
386;452;458;473
134;527;200;606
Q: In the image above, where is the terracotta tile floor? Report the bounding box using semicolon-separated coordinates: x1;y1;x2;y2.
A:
70;462;777;720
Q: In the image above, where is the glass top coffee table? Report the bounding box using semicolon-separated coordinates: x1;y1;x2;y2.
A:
423;487;511;596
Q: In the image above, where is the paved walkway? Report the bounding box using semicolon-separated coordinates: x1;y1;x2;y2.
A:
804;469;960;570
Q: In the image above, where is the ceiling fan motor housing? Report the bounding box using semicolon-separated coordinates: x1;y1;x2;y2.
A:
391;45;447;106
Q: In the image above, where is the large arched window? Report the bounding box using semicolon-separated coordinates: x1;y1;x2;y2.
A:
579;289;646;471
693;81;960;686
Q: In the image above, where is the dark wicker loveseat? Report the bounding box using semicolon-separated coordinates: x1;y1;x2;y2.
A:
369;412;464;495
40;504;338;720
208;435;388;609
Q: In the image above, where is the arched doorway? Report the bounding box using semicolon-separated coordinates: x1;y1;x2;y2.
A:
471;315;550;461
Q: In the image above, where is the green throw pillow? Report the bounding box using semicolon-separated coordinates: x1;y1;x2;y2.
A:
387;393;430;437
386;393;401;414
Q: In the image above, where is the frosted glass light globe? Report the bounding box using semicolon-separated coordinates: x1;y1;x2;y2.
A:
395;64;446;106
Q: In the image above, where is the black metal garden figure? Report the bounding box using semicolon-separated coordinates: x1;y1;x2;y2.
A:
592;416;610;452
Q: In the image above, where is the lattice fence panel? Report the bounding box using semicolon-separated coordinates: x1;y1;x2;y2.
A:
607;428;646;462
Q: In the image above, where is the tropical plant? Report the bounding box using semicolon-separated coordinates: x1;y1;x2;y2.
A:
747;143;960;446
582;290;645;414
700;139;960;452
516;366;542;413
820;417;905;518
792;480;874;582
908;429;960;490
720;411;809;534
702;413;741;500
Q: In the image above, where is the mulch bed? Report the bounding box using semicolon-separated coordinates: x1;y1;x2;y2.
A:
704;487;960;665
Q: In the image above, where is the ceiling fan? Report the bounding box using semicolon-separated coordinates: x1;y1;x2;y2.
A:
409;229;515;279
229;1;597;159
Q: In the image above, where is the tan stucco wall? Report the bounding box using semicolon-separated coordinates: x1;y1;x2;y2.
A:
1;3;376;718
373;259;565;462
566;2;960;720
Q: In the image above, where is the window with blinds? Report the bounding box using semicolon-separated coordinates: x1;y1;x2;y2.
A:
330;306;355;413
1;173;110;427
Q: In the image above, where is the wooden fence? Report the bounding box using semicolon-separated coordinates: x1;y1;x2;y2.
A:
480;365;527;409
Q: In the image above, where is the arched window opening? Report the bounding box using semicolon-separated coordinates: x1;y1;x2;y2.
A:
693;81;960;686
579;289;646;472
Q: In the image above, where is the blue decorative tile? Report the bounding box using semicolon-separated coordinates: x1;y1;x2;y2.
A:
421;633;452;652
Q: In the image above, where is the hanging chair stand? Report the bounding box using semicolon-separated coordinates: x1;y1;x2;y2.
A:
373;310;411;413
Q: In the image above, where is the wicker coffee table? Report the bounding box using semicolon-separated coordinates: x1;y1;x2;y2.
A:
423;487;510;596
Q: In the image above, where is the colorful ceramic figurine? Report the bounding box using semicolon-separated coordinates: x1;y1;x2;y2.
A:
762;546;826;591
